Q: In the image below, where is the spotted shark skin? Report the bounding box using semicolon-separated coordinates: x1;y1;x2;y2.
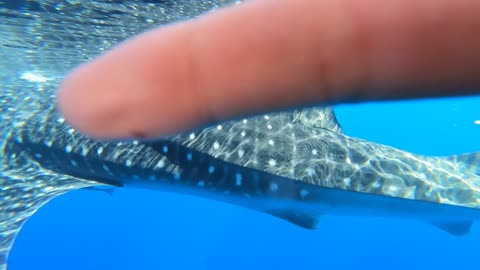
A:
3;98;480;257
1;1;480;269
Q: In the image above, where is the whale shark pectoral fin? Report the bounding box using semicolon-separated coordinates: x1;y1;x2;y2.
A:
431;220;473;236
64;172;124;188
0;174;95;269
266;209;321;229
81;186;117;196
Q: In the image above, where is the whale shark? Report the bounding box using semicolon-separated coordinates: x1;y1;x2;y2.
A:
0;1;479;269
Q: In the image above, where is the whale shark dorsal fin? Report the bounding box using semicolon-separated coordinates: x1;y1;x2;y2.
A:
431;220;473;236
294;106;343;133
266;209;321;229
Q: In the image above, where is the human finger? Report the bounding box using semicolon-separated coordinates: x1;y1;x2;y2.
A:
57;0;480;139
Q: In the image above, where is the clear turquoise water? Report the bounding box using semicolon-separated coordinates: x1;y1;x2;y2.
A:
2;1;480;269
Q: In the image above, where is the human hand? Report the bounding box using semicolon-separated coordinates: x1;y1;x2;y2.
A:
57;0;480;139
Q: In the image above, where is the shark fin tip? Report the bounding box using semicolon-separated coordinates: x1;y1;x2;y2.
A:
266;209;320;229
431;220;473;236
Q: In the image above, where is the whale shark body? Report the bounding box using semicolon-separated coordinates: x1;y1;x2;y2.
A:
0;1;479;269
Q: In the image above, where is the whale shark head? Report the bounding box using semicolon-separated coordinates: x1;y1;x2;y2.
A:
1;1;480;269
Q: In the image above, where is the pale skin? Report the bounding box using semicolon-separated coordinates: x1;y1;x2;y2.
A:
56;0;480;140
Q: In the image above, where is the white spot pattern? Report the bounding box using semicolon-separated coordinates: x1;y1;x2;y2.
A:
269;183;279;192
235;173;242;186
65;145;72;153
156;160;165;168
299;189;310;198
268;159;276;166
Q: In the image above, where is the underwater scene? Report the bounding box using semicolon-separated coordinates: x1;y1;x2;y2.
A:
1;1;479;270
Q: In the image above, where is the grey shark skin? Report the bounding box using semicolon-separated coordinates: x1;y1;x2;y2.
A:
2;102;480;267
1;1;480;270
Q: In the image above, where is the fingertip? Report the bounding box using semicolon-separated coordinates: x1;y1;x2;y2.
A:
56;61;122;139
56;22;208;139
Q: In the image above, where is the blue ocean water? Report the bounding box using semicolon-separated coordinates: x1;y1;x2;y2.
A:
8;96;480;270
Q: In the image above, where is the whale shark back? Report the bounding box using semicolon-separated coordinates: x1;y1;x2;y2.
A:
0;95;342;266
